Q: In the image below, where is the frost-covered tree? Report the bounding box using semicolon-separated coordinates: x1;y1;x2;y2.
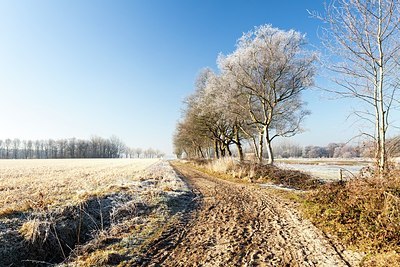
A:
177;69;229;159
200;71;247;160
173;68;247;160
219;25;316;164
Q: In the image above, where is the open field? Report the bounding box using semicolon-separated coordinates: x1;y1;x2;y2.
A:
2;158;395;266
0;159;192;266
276;158;372;182
0;159;159;216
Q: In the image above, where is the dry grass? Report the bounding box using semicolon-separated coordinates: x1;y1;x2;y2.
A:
0;159;192;266
0;159;158;215
193;158;320;190
67;161;193;266
192;158;400;265
303;170;400;266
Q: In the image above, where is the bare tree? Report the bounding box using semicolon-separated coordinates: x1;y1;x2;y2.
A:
67;138;76;158
205;72;248;161
57;139;68;158
77;139;89;158
311;0;400;177
4;139;11;159
35;140;41;159
26;140;33;159
135;148;143;158
12;138;20;159
273;140;303;158
0;136;157;159
219;25;316;164
22;140;28;159
176;69;246;160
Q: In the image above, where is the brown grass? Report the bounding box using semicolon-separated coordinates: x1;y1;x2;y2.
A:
0;159;193;266
191;158;400;265
193;158;321;190
0;159;158;216
303;170;400;266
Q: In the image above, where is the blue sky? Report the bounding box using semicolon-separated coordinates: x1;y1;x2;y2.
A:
0;0;374;155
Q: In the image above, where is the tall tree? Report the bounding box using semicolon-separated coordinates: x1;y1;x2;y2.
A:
12;138;20;159
219;25;316;164
312;0;400;177
4;139;11;159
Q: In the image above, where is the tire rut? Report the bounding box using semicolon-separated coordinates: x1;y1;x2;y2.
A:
139;163;362;266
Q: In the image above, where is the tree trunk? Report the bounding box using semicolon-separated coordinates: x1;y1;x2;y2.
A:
258;128;264;164
264;127;274;165
252;138;258;160
377;9;386;178
220;145;226;157
265;141;274;165
227;145;232;157
198;146;205;158
235;134;244;162
214;140;220;159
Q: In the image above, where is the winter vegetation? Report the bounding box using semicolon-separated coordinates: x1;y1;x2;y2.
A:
174;0;400;178
310;0;400;178
273;137;400;159
0;136;164;159
0;159;192;265
173;25;317;165
173;1;400;264
0;159;157;216
0;0;399;266
302;3;400;262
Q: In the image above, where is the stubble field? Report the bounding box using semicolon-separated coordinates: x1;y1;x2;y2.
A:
0;159;192;266
0;159;159;216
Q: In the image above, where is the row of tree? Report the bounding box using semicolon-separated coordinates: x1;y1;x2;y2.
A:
273;142;373;159
174;25;316;164
174;0;400;178
0;136;164;159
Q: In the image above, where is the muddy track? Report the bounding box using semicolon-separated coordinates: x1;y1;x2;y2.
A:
139;163;362;267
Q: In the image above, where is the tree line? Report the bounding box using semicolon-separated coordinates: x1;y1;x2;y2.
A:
215;139;400;159
273;142;373;159
0;136;164;159
174;0;400;178
174;25;316;164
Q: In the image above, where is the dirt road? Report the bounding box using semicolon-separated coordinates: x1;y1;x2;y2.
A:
138;163;362;266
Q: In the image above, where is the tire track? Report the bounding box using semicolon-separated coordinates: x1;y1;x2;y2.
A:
139;162;362;266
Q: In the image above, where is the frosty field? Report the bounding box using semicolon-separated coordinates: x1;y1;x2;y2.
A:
276;158;371;181
0;159;159;216
0;159;192;266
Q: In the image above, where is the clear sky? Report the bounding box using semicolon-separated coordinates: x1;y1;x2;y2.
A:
0;0;386;155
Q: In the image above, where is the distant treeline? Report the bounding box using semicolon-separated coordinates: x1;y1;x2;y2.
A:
0;136;164;159
273;138;400;159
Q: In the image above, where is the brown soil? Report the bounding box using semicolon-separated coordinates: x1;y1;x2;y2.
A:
135;162;363;267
